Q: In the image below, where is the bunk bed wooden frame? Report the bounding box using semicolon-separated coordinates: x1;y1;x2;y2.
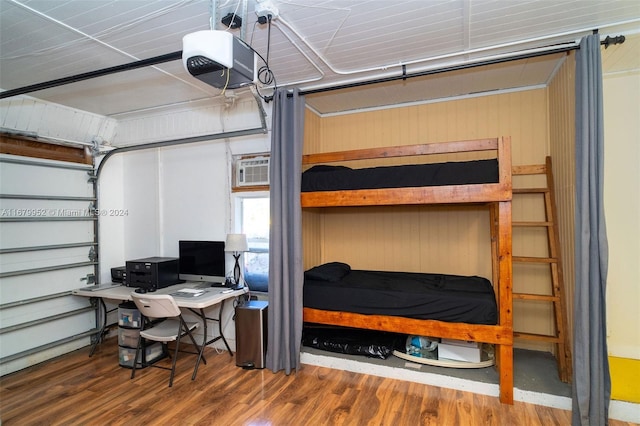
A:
301;136;514;404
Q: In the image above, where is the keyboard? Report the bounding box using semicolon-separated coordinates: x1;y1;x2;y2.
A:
171;288;208;298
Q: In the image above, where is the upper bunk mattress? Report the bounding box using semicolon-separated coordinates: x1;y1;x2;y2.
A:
301;158;498;192
303;262;497;325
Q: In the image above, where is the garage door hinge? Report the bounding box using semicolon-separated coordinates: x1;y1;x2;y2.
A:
88;247;97;262
87;171;97;182
81;273;96;284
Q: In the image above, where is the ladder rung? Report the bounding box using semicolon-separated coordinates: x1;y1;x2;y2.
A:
514;331;562;343
512;164;546;175
513;221;553;227
513;256;557;263
513;293;560;302
513;188;550;194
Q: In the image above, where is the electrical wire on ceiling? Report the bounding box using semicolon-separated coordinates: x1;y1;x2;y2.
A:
245;13;278;102
256;16;276;87
249;13;324;87
215;0;277;102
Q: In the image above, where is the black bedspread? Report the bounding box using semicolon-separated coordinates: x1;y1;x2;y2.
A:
301;159;498;192
303;263;497;325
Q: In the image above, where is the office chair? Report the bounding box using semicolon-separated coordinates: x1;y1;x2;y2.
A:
130;293;206;387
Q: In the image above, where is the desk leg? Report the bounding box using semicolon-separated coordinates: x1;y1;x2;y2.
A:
192;300;234;379
89;298;107;357
217;300;233;354
89;298;120;357
194;308;207;379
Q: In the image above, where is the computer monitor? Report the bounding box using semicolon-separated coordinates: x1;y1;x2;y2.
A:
178;240;226;284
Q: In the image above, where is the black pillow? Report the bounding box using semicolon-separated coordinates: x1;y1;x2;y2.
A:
305;262;351;282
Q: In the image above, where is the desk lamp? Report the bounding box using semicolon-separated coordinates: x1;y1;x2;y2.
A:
225;234;248;286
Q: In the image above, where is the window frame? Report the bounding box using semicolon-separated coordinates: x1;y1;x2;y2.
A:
233;191;269;293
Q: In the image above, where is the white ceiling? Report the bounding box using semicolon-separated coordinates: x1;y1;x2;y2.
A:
1;0;639;118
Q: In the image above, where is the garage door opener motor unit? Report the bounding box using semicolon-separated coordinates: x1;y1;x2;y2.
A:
182;30;256;89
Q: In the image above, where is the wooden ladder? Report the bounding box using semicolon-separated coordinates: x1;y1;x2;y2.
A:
512;156;572;383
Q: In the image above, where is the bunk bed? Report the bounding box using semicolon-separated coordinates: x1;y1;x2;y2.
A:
300;137;514;404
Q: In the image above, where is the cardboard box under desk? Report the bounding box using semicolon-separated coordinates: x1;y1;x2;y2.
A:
438;338;482;363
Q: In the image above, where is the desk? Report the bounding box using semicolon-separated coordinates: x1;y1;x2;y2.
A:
73;282;248;378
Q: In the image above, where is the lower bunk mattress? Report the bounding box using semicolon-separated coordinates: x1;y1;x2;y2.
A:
303;262;498;325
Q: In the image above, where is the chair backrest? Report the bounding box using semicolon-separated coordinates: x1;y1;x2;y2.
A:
131;293;181;318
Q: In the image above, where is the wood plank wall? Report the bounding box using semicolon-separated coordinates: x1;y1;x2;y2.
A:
303;88;562;351
547;53;576;342
303;109;323;267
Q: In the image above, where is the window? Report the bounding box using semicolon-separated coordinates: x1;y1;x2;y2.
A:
235;194;269;292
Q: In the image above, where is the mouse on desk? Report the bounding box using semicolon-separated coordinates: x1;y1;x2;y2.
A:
134;288;147;294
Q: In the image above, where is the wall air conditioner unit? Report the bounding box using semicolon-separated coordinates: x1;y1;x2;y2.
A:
236;157;270;186
182;30;257;89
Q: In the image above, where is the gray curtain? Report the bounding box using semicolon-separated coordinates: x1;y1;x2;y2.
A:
573;34;611;426
266;88;305;374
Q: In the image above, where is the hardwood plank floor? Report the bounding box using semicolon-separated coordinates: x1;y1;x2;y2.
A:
0;338;633;426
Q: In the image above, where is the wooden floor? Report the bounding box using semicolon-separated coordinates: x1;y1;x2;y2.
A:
0;339;632;426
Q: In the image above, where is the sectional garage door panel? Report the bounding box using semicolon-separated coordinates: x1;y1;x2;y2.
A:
1;311;96;360
0;246;95;275
0;159;94;197
0;266;96;304
0;290;94;329
0;199;97;220
0;221;94;249
0;154;98;373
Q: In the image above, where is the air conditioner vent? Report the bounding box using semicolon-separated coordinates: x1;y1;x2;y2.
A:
236;157;270;186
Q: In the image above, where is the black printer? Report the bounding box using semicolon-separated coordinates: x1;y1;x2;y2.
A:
111;266;126;284
125;257;181;291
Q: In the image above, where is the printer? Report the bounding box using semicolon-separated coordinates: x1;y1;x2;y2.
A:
125;257;181;291
111;266;126;284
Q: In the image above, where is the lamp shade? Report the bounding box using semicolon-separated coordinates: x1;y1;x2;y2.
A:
225;234;248;252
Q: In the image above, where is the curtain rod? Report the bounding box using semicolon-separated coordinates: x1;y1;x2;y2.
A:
297;35;626;97
0;35;625;100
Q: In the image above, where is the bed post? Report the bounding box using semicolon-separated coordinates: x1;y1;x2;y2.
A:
496;200;514;404
496;136;514;404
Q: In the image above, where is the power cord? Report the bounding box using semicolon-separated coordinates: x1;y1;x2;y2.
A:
257;15;275;86
220;68;231;96
250;15;277;102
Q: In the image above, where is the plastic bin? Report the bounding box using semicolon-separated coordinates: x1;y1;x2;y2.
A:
118;302;141;328
118;327;140;348
119;343;165;368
